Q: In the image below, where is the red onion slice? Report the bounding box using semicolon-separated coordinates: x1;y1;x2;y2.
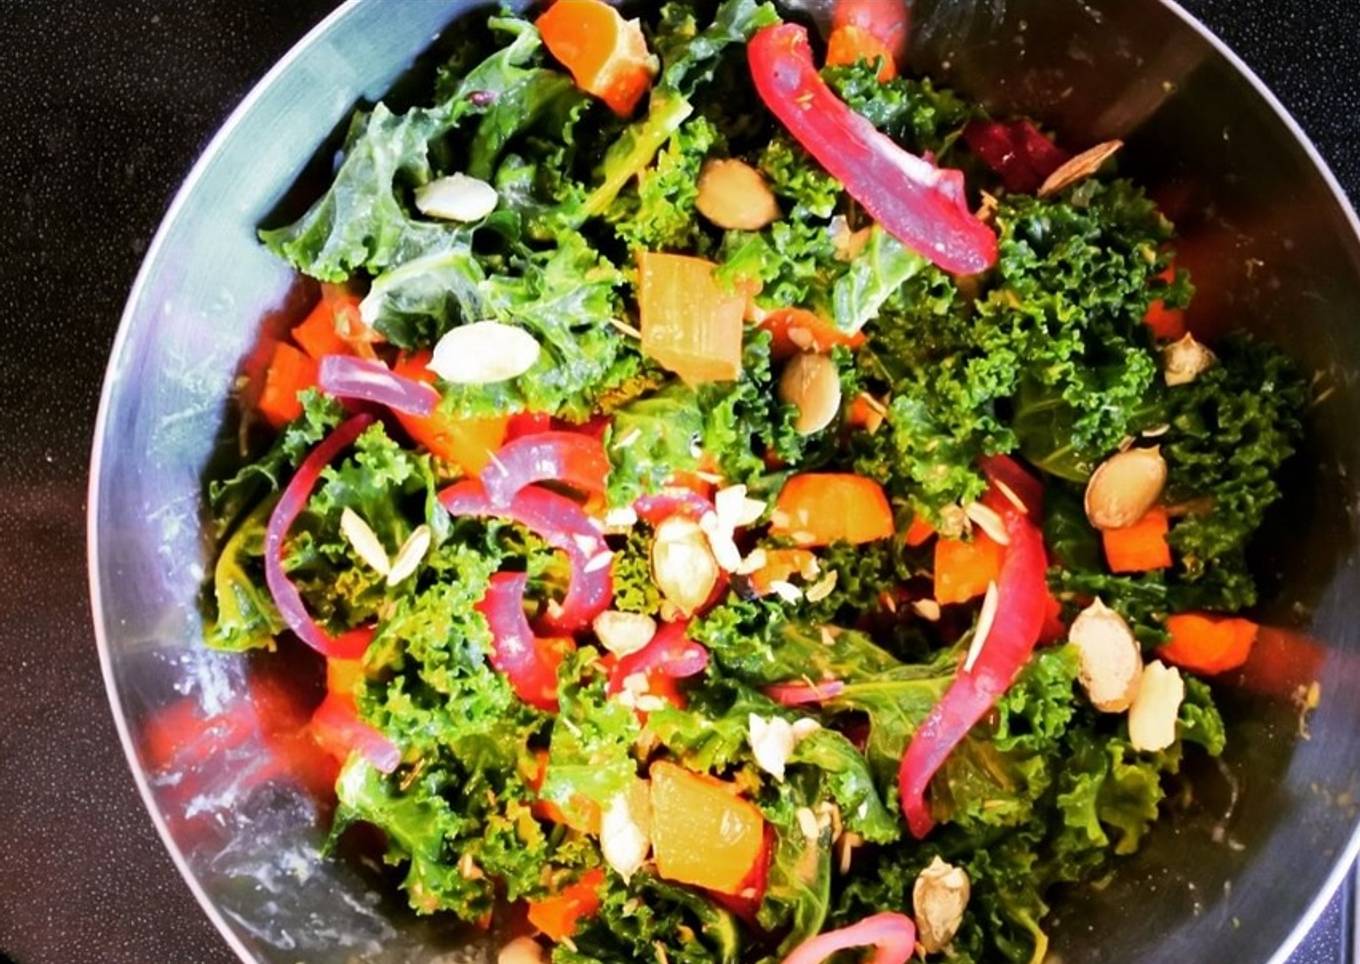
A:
264;414;377;659
782;912;917;964
317;354;439;416
765;679;846;706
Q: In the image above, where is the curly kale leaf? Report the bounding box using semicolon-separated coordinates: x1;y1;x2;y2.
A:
609;115;721;253
1159;335;1306;607
759;134;841;219
609;526;663;616
823;62;975;158
261;18;546;281
561;872;741;964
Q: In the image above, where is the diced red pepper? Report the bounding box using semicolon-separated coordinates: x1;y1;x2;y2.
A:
962;119;1070;194
899;500;1048;837
748;23;996;276
527;867;607;940
607;621;709;709
309;691;400;773
831;0;910;63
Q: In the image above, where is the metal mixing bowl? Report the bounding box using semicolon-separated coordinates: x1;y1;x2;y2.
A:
88;1;1360;960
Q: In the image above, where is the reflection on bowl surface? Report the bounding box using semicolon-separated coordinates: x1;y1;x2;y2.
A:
90;1;1360;961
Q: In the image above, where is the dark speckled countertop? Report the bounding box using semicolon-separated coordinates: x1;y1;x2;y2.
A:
0;2;1356;962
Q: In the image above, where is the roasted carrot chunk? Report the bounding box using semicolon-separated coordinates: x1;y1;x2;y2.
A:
291;299;349;360
771;473;895;546
933;532;1005;605
1102;506;1173;573
527;868;606;940
760;307;865;361
1161;613;1258;674
537;0;655;116
259;342;318;428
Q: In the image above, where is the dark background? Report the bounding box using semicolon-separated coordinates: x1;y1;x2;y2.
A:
0;1;1356;961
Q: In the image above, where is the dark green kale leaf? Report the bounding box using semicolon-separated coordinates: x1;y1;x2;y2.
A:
261;17;546;281
758;776;833;954
823;62;975;158
561;872;742;964
540;650;642;827
1159;335;1306;608
604;382;704;506
609;527;664;616
207;389;343;539
609;115;721;253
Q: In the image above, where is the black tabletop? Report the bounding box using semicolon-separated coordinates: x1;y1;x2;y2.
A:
0;2;1356;962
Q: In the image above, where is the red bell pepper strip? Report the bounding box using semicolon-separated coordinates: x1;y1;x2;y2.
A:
265;414;379;660
898;503;1048;838
316;354;439;417
962;119;1070;194
748;23;997;276
607;621;709;698
782;912;918;964
438;479;612;633
979;453;1044;518
506;411;553;440
476;572;574;712
481;431;609;508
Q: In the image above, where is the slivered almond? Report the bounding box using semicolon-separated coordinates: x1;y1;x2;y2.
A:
912;598;942;622
993;479;1027;514
1128;660;1184;751
386;524;431;586
428;321;540;384
964;501;1010;545
962;581;999;673
1038;140;1123;197
805;571;838;603
341;508;391;576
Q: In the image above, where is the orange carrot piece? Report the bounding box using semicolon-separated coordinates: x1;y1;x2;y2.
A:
770;473;895;546
390;352;509;472
537;0;655;116
291;300;349;360
650;762;765;895
760;307;866;361
903;514;935;547
1102;506;1173;573
527;868;607;941
1144;266;1187;340
639;252;749;383
259;342;318;428
1161;613;1259;675
933;532;1005;605
825;23;897;80
750;548;819;595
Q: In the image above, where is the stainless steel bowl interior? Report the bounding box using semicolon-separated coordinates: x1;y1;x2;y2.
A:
89;1;1360;961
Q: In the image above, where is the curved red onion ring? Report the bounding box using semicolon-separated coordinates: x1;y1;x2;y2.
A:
634;488;715;525
264;414;377;660
782;912;917;964
765;679;846;706
898;507;1047;838
476;572;573;712
979;453;1044;518
608;621;709;695
481;430;609;507
317;354;439;416
439;479;612;633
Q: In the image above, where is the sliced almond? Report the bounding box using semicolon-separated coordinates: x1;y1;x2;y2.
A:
1163;332;1216;386
1069;598;1143;712
715;484;767;529
913;856;971;953
1038;140;1123;197
386;524;431;586
1128;660;1184;752
650;516;720;616
778;352;842;435
428;321;540;384
964;501;1010;546
340;508;391;576
1084;446;1167;530
499;936;548;964
415;173;499;222
962;580;1000;673
804;571;838;603
592;610;658;658
696;158;780;230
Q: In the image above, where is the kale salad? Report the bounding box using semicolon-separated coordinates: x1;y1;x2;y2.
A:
203;1;1307;961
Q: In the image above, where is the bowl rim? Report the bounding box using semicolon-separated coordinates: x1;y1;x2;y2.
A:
86;1;1360;961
